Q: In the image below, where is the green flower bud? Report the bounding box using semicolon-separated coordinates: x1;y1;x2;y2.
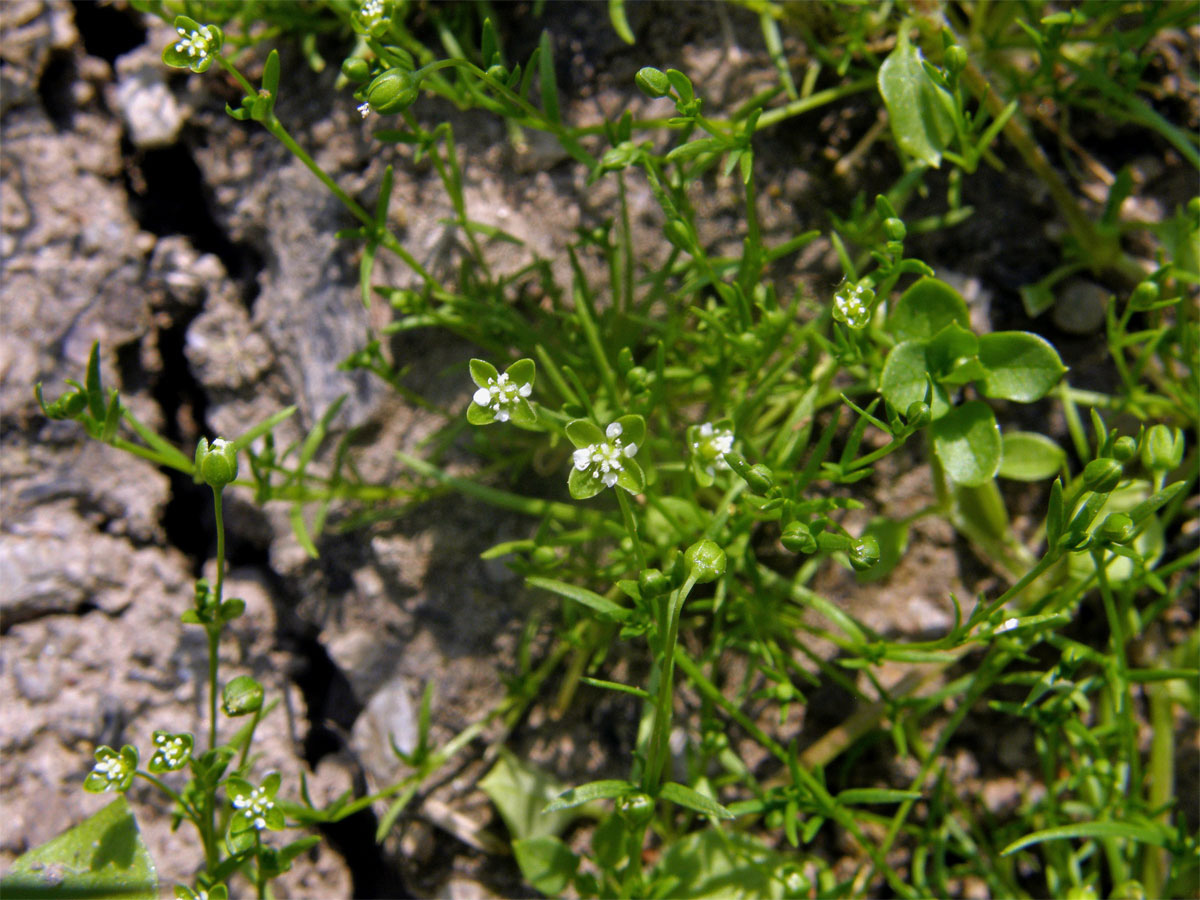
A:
1110;880;1146;900
781;521;817;554
944;45;968;74
733;332;763;357
749;464;775;494
1142;424;1184;473
905;401;931;429
195;437;238;489
616;346;635;374
1111;435;1137;462
883;217;906;242
634;66;671;98
626;365;649;392
1130;281;1160;310
684;539;726;583
1096;512;1134;545
222;676;264;716
485;63;509;81
1082;457;1122;493
849;535;880;572
365;67;419;114
530;545;558;569
638;567;670;597
341;57;371;82
616;791;655;827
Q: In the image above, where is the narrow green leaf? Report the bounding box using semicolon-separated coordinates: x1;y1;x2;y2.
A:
608;0;635;44
659;782;735;819
85;341;106;422
290;502;318;559
835;788;923;805
538;31;560;124
544;779;633;812
1001;820;1169;856
527;576;631;621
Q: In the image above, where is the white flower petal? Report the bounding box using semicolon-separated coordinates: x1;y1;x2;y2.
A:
473;387;491;407
602;471;618;487
573;448;592;470
606;422;623;439
623;443;637;458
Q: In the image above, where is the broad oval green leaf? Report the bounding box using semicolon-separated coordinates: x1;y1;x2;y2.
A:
878;30;955;167
977;331;1067;402
999;431;1066;481
931;400;1001;486
481;749;578;842
889;277;970;342
879;341;949;419
1;797;158;899
512;836;579;896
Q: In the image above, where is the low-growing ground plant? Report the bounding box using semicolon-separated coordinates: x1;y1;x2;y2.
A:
4;1;1197;897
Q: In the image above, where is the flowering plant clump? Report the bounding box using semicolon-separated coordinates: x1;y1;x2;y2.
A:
84;744;139;794
467;358;537;427
148;731;193;773
162;16;223;74
687;419;735;486
566;416;646;499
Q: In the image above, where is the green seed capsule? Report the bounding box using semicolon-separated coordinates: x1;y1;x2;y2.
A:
849;535;880;571
944;45;968;74
341;57;371;82
634;66;671;98
616;791;654;827
638;567;670;597
1082;457;1122;494
365;67;419;114
781;521;816;554
222;676;264;716
196;437;238;489
883;217;907;242
684;540;726;583
1111;436;1137;462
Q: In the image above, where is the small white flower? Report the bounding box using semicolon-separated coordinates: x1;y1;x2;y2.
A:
360;0;385;24
833;280;874;329
174;24;216;62
574;425;638;488
92;753;133;790
692;422;735;476
358;102;371;119
995;617;1021;634
472;372;531;423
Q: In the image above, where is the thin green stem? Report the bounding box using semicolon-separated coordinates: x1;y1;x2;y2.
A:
643;573;697;792
615;490;647;573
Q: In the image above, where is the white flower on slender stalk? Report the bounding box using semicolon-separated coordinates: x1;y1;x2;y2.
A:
360;0;386;25
162;16;223;74
148;731;193;773
687;419;735;486
84;745;138;793
833;279;875;330
227;773;284;835
467;358;537;426
566;416;646;499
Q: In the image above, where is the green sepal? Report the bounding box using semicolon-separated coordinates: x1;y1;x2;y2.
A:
615;458;645;494
568;465;604;500
566;419;606;448
507;357;536;387
508;399;538;428
469;358;500;387
467;402;497;425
